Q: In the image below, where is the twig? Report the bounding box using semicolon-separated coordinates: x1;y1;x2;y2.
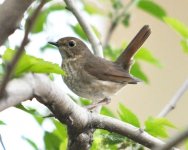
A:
0;0;46;98
158;79;188;117
64;0;103;57
103;0;138;49
153;126;188;150
0;134;5;150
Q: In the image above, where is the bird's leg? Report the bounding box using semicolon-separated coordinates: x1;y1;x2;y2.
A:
85;97;111;110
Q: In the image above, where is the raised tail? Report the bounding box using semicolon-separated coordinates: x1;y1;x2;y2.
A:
115;25;151;70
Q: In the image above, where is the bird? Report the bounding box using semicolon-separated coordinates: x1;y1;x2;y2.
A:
48;25;151;106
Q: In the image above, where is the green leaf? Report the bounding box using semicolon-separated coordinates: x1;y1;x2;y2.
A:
101;106;116;118
70;24;87;41
145;117;175;138
135;47;162;67
32;3;65;33
111;0;123;10
22;136;38;150
130;62;148;83
102;132;126;145
44;131;61;150
137;0;166;20
122;14;130;27
164;17;188;38
104;46;123;61
185;139;188;150
2;49;65;77
0;120;6;125
181;39;188;53
83;3;102;15
118;103;140;127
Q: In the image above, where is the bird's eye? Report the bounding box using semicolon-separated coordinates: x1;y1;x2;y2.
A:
68;40;76;47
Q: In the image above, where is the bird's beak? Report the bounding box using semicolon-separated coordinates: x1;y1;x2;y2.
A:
48;41;59;47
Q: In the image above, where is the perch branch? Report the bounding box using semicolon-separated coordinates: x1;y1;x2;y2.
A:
0;0;46;98
64;0;103;57
0;73;178;149
158;79;188;117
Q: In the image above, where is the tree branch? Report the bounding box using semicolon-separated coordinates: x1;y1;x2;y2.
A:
0;0;34;46
103;0;138;49
153;127;188;150
0;73;177;149
0;0;46;98
63;0;103;57
158;79;188;117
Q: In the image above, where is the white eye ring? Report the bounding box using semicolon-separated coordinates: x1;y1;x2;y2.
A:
68;40;76;47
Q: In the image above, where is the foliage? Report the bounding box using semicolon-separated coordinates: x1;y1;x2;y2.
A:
2;49;65;77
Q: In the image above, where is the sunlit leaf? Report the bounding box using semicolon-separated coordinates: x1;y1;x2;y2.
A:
83;3;102;14
118;103;140;127
137;0;166;20
164;17;188;38
70;24;87;40
32;3;65;33
135;47;162;67
130;62;148;83
2;49;65;77
101;106;116;118
22;136;38;150
44;131;61;150
0;120;6;125
181;39;188;53
145;117;175;138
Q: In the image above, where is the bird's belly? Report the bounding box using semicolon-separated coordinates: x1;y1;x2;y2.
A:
64;75;125;101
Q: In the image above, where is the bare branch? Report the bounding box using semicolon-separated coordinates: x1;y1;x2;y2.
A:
0;73;177;149
103;0;138;49
153;127;188;150
64;0;103;57
0;0;34;45
158;79;188;117
0;0;46;98
0;134;5;150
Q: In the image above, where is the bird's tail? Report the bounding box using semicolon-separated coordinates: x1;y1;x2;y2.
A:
115;25;151;70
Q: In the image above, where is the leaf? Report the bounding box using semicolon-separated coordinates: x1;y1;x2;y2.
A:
185;139;188;150
32;3;65;33
0;120;6;125
137;0;166;20
145;117;175;138
122;14;130;27
130;62;148;83
111;0;123;10
101;106;116;118
22;136;38;150
164;17;188;38
2;49;65;77
102;132;126;145
70;24;87;41
118;103;140;127
44;131;62;150
181;39;188;53
135;47;162;67
83;3;102;15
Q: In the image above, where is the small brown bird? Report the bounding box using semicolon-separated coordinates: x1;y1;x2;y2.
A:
49;25;151;105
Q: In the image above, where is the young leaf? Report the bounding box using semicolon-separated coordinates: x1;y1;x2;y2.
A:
83;3;102;15
135;47;162;67
101;106;116;118
137;0;166;20
22;136;38;150
2;49;65;77
70;24;88;41
32;3;65;33
0;120;6;125
44;131;62;150
118;103;140;127
130;62;148;83
145;117;175;138
164;17;188;39
181;39;188;53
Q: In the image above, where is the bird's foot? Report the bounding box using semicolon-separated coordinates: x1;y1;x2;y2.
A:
85;97;111;111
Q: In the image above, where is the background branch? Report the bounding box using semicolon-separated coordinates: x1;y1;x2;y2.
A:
103;0;138;49
0;0;34;46
64;0;103;57
153;126;188;150
158;79;188;117
0;0;46;98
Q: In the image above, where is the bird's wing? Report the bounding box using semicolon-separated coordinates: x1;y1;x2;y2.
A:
84;56;139;84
